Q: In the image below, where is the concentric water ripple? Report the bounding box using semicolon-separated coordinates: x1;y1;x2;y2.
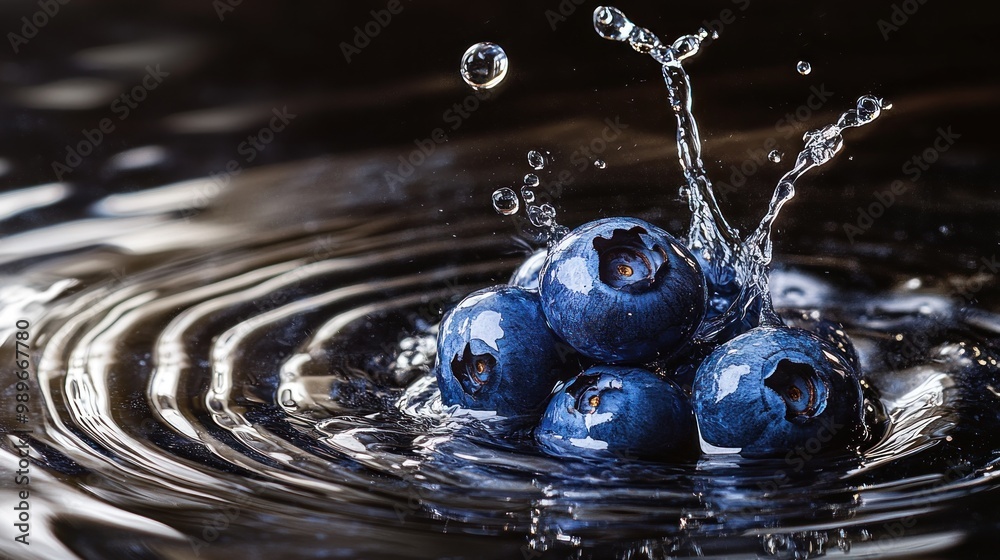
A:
0;1;998;557
3;156;1000;559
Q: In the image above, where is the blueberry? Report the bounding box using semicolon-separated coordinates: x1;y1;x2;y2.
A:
692;326;864;456
509;249;547;290
538;217;706;363
434;285;573;418
781;311;861;372
535;365;696;458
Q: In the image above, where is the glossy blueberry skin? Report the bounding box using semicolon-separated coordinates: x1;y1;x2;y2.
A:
509;249;547;290
535;365;696;458
538;218;706;363
692;326;864;457
434;285;572;418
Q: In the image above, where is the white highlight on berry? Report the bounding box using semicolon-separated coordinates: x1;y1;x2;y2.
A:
457;291;491;310
714;363;751;403
556;256;594;295
470;310;504;352
569;436;610;450
695;419;742;455
584;411;614;429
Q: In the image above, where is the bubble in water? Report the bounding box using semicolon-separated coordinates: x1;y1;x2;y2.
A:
527;150;547;170
460;42;509;90
767;150;783;163
492;187;519;215
524;173;540;187
796;60;812;75
594;159;607;169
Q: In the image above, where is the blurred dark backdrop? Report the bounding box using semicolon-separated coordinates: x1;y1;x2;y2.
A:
0;0;998;260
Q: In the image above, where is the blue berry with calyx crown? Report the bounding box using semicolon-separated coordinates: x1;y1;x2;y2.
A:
434;285;574;418
691;326;865;457
535;365;696;458
538;217;706;363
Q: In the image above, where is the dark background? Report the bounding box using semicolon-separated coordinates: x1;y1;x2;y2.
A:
1;1;998;558
1;0;998;255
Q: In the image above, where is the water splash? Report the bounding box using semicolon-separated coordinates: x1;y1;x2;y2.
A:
491;151;569;246
460;42;509;90
593;6;889;334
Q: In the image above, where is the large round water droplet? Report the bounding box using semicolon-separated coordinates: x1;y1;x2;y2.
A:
523;173;540;187
856;95;882;122
796;61;812;75
461;42;509;90
492;187;519;215
527;150;547;170
767;150;783;163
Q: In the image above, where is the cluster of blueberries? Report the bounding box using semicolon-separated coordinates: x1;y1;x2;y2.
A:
433;217;867;459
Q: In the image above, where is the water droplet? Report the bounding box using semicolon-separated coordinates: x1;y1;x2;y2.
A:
527;150;547;170
460;42;509;90
524;173;540;187
527;204;557;228
767;150;783;163
593;6;632;42
594;159;606;169
492;187;519;215
520;186;535;204
796;60;812;75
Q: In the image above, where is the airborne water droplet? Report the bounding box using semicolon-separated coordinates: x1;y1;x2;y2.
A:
527;150;547;170
461;42;509;90
796;60;812;75
524;173;540;187
767;150;783;163
520;185;535;204
594;159;607;169
492;187;519;215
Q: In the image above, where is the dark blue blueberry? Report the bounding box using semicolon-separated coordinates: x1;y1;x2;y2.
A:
538;217;706;363
434;285;573;418
692;326;864;457
535;365;696;458
509;249;547;290
781;311;861;372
